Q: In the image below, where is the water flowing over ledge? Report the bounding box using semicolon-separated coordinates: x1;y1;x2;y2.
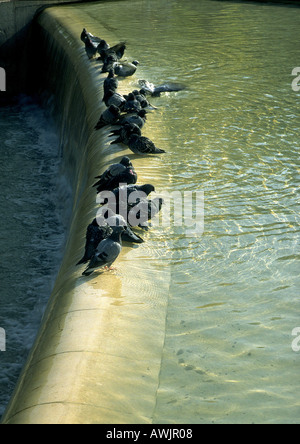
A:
1;6;170;424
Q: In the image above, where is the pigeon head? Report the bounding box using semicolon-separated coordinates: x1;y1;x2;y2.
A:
140;184;155;195
107;214;127;228
97;39;109;51
132;60;139;66
123;122;142;136
81;28;88;41
96;207;114;226
91;218;99;227
140;99;148;108
108;104;121;116
128;133;139;143
120;156;132;167
127;92;135;101
138;109;147;118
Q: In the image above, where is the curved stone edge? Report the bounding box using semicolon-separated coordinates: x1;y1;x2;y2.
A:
1;6;169;425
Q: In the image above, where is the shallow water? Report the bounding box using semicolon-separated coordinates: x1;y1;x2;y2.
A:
0;96;71;417
69;0;300;423
1;0;300;423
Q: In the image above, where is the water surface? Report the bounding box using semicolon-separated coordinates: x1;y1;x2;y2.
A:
0;96;71;417
72;0;300;423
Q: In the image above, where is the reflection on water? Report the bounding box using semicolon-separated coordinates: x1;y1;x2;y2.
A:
71;0;300;423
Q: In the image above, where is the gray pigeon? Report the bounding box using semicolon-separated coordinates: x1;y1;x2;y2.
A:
138;79;186;97
96;38;110;52
81;29;102;59
113;109;147;129
82;225;124;276
93;156;137;193
76;218;112;265
103;89;126;109
103;69;118;97
101;54;119;73
84;37;99;59
94;104;121;130
127;197;164;230
106;184;155;219
106;213;144;244
122;92;142;113
131;89;158;110
127;134;166;155
113;60;139;77
99;41;126;66
109;122;142;145
81;28;102;45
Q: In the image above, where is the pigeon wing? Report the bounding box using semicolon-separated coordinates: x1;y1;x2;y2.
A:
93;163;126;190
82;238;121;275
76;224;110;265
154;82;186;94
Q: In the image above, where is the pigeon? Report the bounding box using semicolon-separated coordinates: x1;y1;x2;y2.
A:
94;104;121;130
103;89;126;109
109;122;142;145
113;60;139;77
122;225;144;243
103;69;118;97
93;156;137;193
122;92;142;113
98;41;126;63
108;41;127;60
96;38;110;52
108;184;155;217
76;218;112;265
99;185;157;232
112;183;155;200
84;37;99;59
101;54;119;73
100;40;126;73
138;79;186;97
130;90;147;106
127;134;166;155
82;225;124;276
105;212;144;244
80;28;89;43
131;89;158;110
113;109;147;129
127;197;164;230
81;28;102;45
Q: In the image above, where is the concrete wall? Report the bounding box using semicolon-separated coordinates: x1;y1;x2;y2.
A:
0;1;90;44
0;0;89;97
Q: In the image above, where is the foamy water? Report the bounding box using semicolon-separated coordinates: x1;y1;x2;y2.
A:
0;96;72;418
